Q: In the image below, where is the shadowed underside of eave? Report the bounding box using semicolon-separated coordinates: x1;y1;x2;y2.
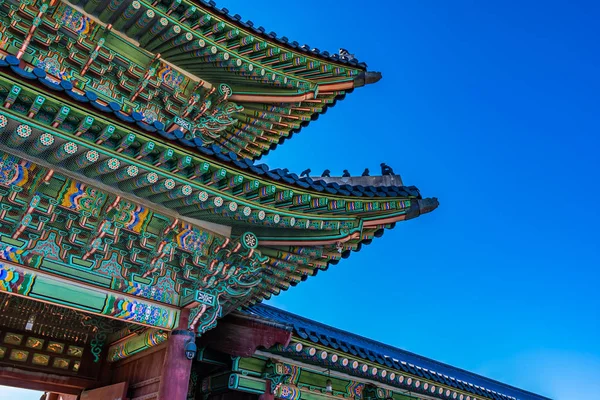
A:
242;304;552;400
52;0;380;160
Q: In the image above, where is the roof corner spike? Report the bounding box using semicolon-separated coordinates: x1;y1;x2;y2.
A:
354;71;383;88
420;197;440;215
403;197;439;221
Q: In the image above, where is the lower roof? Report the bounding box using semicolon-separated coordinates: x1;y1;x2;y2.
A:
242;304;550;400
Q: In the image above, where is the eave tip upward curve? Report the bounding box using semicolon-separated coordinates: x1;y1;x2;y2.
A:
403;197;440;221
420;197;440;215
354;71;383;88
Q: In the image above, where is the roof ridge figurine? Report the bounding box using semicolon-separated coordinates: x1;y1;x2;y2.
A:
0;2;446;399
300;168;311;177
381;162;395;176
339;48;356;61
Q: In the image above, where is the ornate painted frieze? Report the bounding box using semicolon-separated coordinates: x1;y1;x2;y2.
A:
0;260;179;330
0;99;394;238
211;355;417;400
0;0;365;160
266;340;494;400
187;232;266;336
107;328;168;362
0;145;369;312
0;0;437;357
0;148;359;328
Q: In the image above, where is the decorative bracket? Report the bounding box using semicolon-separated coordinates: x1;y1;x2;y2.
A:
363;384;395;400
188;84;243;144
185;232;266;336
262;360;292;394
82;315;115;363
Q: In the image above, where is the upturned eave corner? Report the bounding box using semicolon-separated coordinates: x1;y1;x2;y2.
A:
354;71;383;88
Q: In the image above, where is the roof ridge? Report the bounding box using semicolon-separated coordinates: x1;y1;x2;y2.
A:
0;57;421;200
246;304;551;400
193;0;369;69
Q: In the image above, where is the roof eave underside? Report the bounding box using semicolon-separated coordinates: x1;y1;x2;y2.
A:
63;0;374;160
242;304;552;400
194;0;369;70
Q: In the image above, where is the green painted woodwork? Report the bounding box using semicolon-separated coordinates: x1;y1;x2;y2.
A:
0;236;25;247
106;328;167;362
0;147;343;330
205;355;423;400
30;277;108;312
0;259;179;329
204;372;235;393
103;31;152;67
369;392;417;400
264;338;479;400
0;105;414;307
40;259;112;287
0;0;434;350
0;0;367;159
298;369;344;392
133;275;153;285
295;390;345;400
0;90;409;231
186;233;267;336
196;347;230;366
228;373;267;395
234;356;267;376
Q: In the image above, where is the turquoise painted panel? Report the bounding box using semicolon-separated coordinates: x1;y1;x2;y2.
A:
30;277;107;312
41;260;112;287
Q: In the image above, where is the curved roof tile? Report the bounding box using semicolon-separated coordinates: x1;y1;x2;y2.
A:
243;304;551;400
193;0;368;69
0;57;418;201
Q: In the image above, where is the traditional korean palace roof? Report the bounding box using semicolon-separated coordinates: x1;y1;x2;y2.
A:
0;0;436;339
187;0;370;68
242;305;550;400
1;0;379;160
0;53;437;304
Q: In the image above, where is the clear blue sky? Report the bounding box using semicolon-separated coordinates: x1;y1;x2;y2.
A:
242;1;598;400
4;1;599;399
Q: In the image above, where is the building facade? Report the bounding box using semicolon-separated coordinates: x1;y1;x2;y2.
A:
0;1;545;400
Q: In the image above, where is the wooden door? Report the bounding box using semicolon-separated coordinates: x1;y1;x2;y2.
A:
80;382;128;400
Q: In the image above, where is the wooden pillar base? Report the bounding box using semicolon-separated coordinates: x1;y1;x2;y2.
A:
259;380;275;400
157;330;194;400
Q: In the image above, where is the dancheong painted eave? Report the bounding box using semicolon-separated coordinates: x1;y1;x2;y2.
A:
0;0;435;329
241;304;552;400
0;55;437;308
28;0;382;160
192;0;371;69
0;56;431;214
0;0;446;397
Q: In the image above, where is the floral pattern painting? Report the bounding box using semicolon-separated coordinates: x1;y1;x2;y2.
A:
58;6;93;35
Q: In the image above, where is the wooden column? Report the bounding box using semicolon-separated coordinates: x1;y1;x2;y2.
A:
157;310;193;400
58;395;78;400
258;380;274;400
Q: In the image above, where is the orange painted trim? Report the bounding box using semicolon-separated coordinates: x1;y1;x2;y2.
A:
230;92;315;103
364;214;408;227
108;331;138;347
229;80;354;103
318;81;355;92
260;232;360;246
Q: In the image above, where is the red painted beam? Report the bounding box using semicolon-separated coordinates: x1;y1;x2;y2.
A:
199;314;292;357
0;366;95;395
